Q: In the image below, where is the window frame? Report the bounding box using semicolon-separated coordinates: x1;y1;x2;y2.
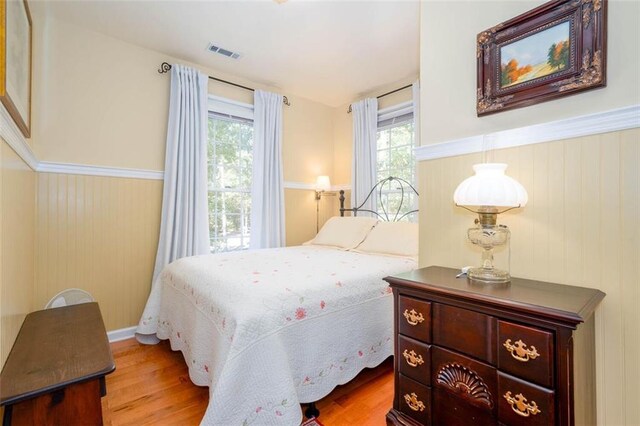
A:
207;96;255;253
375;101;417;221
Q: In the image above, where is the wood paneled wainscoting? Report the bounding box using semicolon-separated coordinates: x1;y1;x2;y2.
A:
35;173;162;331
104;339;393;425
0;140;36;366
418;128;640;426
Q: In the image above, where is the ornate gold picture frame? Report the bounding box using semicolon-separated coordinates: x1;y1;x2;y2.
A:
477;0;606;116
0;0;32;137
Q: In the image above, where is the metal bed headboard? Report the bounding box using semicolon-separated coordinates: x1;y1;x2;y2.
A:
339;176;419;222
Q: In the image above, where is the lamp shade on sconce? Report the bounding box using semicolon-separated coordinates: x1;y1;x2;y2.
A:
315;175;331;192
453;163;528;208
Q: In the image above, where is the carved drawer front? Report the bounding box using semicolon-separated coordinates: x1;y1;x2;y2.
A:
498;321;554;388
432;303;497;364
432;346;497;426
399;296;431;343
497;372;555;426
398;335;431;386
398;374;432;426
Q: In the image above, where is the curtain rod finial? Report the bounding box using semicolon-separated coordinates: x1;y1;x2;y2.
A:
158;62;172;74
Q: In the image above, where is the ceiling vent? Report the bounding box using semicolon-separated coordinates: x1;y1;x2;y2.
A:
207;43;241;59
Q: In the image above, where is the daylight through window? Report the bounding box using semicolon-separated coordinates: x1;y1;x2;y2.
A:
207;112;253;252
376;110;416;221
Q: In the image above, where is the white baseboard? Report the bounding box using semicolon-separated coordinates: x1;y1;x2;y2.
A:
107;325;137;343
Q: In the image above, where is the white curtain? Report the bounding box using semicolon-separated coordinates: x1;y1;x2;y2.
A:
250;90;285;249
152;64;210;282
351;98;378;216
412;80;421;146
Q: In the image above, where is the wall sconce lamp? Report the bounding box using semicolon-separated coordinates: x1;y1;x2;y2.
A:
315;175;334;232
453;163;528;284
315;175;331;200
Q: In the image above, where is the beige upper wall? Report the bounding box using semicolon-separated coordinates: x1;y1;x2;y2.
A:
33;17;168;171
420;0;640;145
32;16;419;186
33;17;336;185
282;97;335;183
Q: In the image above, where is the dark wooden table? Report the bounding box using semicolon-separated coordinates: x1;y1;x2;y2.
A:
0;303;115;425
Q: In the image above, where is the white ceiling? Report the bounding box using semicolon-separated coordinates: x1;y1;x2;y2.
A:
36;0;420;107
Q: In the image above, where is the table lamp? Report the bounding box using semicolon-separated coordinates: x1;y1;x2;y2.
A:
453;163;528;283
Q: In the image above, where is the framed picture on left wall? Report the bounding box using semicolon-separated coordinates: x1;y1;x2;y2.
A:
0;0;32;138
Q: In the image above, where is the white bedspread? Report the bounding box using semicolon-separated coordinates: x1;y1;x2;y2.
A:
137;245;416;425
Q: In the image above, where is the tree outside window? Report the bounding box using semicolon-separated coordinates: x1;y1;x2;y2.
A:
376;118;416;221
207;114;253;252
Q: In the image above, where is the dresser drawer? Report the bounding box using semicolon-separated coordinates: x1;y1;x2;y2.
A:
498;372;555;426
398;296;431;342
398;374;431;425
432;303;497;364
432;346;497;425
433;385;496;426
498;320;554;388
432;346;497;412
398;335;431;386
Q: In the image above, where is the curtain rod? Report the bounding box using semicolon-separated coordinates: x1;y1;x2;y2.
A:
347;84;412;113
158;62;291;106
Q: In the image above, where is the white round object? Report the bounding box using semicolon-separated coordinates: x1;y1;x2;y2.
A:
453;163;528;208
45;288;95;309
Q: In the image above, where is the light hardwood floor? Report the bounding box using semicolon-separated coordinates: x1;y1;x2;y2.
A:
102;339;394;425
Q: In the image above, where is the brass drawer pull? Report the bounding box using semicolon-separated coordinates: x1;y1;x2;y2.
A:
504;391;541;417
402;349;425;367
403;309;425;326
404;392;426;412
503;339;540;362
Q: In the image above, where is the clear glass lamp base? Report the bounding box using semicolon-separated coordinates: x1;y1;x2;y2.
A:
466;224;511;284
468;266;511;284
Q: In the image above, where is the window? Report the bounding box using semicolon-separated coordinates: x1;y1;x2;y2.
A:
376;103;416;221
207;100;254;253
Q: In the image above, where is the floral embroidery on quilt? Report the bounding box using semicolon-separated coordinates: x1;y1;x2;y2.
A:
295;307;307;320
294;336;392;387
156;248;412;358
138;246;416;425
241;397;296;425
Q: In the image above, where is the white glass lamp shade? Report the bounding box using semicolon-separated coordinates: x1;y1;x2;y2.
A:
453;163;528;208
315;175;331;192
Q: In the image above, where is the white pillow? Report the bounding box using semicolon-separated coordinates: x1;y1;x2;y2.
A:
307;216;378;249
354;221;418;258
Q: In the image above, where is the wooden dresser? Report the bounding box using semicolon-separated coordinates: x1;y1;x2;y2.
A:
385;266;605;426
0;303;115;425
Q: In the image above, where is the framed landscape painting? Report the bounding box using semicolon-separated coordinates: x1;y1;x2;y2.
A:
0;0;32;137
477;0;607;116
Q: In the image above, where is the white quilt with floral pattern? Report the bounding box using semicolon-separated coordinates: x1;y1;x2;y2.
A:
137;245;416;425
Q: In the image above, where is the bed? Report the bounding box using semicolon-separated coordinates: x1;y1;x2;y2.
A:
136;177;419;425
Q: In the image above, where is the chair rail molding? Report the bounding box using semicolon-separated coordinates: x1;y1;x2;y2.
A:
283;182;351;191
415;104;640;161
37;162;165;180
0;105;38;170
